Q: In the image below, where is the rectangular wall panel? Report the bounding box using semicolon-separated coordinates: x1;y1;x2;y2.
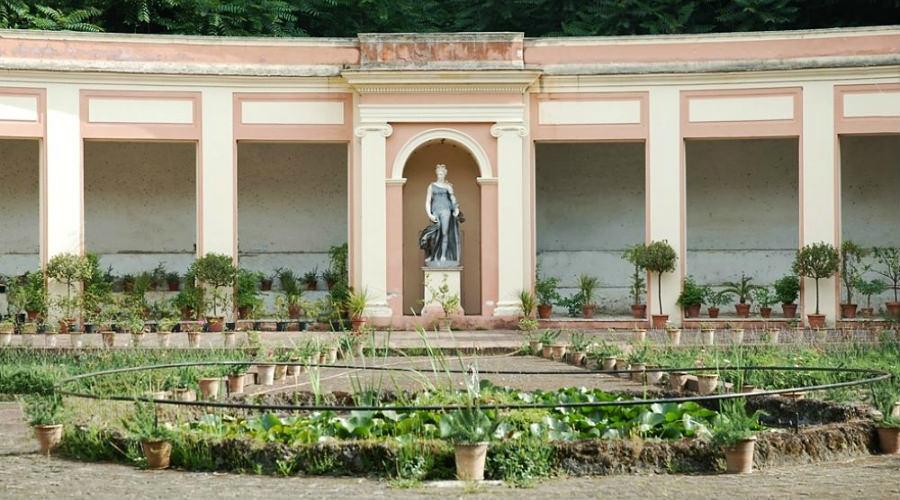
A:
538;99;641;125
0;95;38;122
88;98;194;124
241;100;344;125
843;91;900;118
689;95;794;122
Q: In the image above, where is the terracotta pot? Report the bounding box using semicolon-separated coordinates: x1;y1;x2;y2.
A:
528;341;543;354
256;364;275;386
860;307;875;318
549;344;567;362
731;328;745;345
541;345;553;359
701;328;715;346
630;362;646;382
288;304;301;320
807;314;826;329
697;374;719;395
601;356;617;371
581;304;596;319
351;317;367;333
69;332;83;349
666;328;682;346
187;331;200;348
274;365;287;381
319;352;328;365
651;314;668;329
454;443;488;481
876;427;900;454
723;437;756;474
156;332;171;348
141;439;172;469
260;279;273;291
708;307;720;319
645;367;664;385
735;303;751;318
886;302;900;318
569;351;586;366
0;332;11;347
172;388;196;402
305;282;318;291
101;330;116;348
760;307;772;319
840;303;858;319
26;310;40;321
327;347;339;363
223;332;237;348
615;358;630;378
227;374;245;394
632;329;647;344
237;306;251;320
537;304;553;319
630;304;646;319
33;424;63;455
206;317;225;333
198;378;220;400
684;304;701;318
167;281;180;292
669;372;689;391
782;303;798;318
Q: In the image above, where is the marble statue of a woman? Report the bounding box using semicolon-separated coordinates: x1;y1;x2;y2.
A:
419;164;462;267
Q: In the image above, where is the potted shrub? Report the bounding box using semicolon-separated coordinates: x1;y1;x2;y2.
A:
345;289;368;332
22;394;65;455
591;341;620;371
793;243;840;328
227;364;249;394
627;344;649;382
7;270;47;323
710;399;765;474
637;240;678;329
0;320;13;347
164;271;180;292
774;274;800;318
43;321;59;348
676;276;705;318
665;323;682;345
538;329;560;359
123;313;145;348
189;253;237;332
840;241;869;319
871;384;900;455
197;370;222;400
568;331;591;366
173;279;203;321
123;402;175;469
704;288;731;318
303;268;319;291
235;268;263;320
259;268;280;292
518;289;536;321
699;322;716;346
623;244;648;319
277;269;305;320
427;277;460;332
46;253;92;333
156;316;177;347
439;407;497;481
722;273;759;318
872;247;900;318
577;274;600;319
535;275;560;319
856;278;887;318
752;287;776;318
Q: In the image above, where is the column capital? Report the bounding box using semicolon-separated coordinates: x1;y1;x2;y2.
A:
355;123;393;138
491;122;527;138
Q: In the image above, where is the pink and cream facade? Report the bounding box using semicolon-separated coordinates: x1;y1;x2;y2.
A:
0;27;898;327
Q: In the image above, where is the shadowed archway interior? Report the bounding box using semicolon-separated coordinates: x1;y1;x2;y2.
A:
402;141;481;315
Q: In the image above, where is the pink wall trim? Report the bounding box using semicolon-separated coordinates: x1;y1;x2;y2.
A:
233;92;353;141
480;181;499;316
0;87;44;138
525;34;900;66
80;90;201;140
680;87;802;139
530;92;649;141
385;182;404;315
834;83;900;135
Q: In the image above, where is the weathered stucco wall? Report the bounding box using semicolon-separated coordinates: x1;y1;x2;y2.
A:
84;141;197;274
0;139;40;275
536;142;645;314
237;142;347;279
685;138;799;290
841;134;900;309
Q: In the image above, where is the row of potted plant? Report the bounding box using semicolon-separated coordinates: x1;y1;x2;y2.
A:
676;273;802;320
839;241;900;319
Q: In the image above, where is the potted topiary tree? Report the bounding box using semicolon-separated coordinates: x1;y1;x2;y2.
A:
123;402;175;469
793;243;840;328
45;253;92;334
710;399;765;474
855;277;887;318
535;275;559;319
22;394;65;455
189;253;237;333
637;240;678;329
840;240;869;319
774;274;800;318
872;247;900;319
623;244;648;319
722;273;759;318
578;274;600;318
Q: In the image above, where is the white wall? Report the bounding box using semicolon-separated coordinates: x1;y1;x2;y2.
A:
685;138;799;289
237;142;347;279
84;141;197;274
536;142;645;314
841;134;900;309
0;139;40;275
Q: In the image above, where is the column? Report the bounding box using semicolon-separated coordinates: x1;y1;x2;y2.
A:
801;82;838;324
647;88;684;323
491;122;528;317
199;88;235;258
355;123;393;317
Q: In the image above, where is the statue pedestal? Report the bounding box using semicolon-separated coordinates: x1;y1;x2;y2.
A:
422;267;463;316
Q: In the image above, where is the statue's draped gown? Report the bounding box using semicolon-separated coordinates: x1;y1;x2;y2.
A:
421;183;460;265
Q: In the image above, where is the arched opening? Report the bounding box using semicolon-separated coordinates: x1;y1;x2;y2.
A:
402;141;482;315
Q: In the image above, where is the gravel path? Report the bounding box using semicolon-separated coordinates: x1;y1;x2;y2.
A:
2;402;899;499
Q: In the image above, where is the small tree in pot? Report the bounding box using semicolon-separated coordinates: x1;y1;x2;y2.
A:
709;399;766;474
855;277;887;318
534;275;559;319
704;288;731;318
623;244;647;319
751;287;776;319
235;268;263;320
189;253;237;332
676;275;705;318
793;243;840;328
773;274;800;318
840;240;869;319
872;247;900;318
22;394;66;455
721;273;759;318
577;274;600;318
636;240;677;329
46;253;92;333
123;401;175;469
